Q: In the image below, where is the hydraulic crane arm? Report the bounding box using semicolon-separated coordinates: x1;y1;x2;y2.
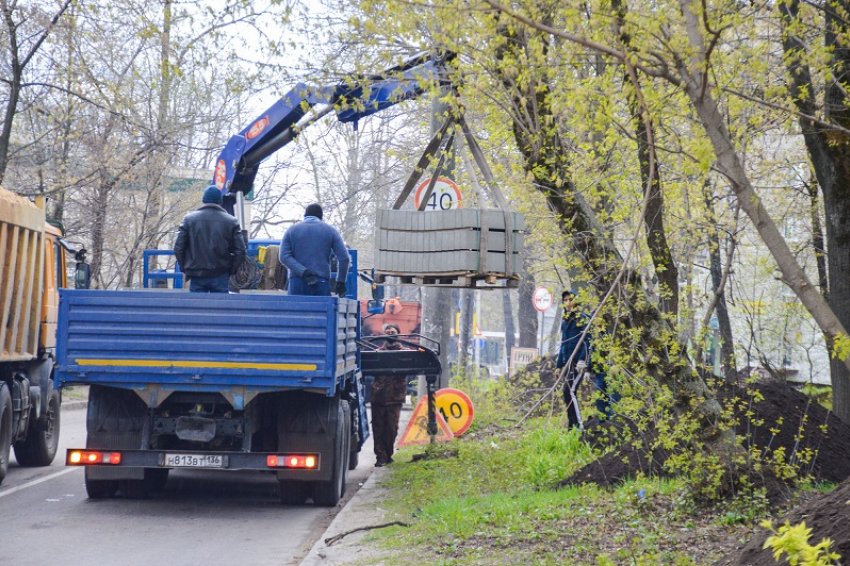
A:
213;52;453;199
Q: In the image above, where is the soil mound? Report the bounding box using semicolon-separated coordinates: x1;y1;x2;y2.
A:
553;378;850;563
717;477;850;565
559;379;850;491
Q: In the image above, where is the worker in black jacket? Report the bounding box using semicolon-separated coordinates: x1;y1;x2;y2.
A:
174;185;246;293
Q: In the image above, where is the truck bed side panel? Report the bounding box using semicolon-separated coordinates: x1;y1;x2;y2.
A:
0;188;45;362
56;290;357;397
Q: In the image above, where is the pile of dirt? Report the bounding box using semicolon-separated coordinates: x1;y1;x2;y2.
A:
510;355;560;388
717;478;850;565
720;380;850;484
560;379;850;492
549;378;850;563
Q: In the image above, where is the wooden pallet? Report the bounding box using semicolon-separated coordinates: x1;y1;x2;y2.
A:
375;271;520;289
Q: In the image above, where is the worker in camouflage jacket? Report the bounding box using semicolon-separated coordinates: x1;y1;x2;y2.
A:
371;323;409;467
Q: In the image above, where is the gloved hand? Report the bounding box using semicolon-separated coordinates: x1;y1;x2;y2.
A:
334;280;347;297
302;269;318;286
575;360;587;373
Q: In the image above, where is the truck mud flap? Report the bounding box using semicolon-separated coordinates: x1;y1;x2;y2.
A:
276;392;339;482
86;385;146;480
86;464;144;481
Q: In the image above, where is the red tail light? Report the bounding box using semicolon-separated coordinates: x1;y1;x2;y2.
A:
67;450;121;465
266;454;318;469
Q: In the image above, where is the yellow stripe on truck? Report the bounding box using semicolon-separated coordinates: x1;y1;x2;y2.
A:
75;359;317;371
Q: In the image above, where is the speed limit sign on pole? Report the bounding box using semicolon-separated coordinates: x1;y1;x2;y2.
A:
533;286;553;312
414;177;463;211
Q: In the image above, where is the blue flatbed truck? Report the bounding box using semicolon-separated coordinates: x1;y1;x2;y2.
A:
56;281;367;506
56;52;452;505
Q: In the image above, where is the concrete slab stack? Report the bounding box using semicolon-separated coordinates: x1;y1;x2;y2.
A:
373;208;525;288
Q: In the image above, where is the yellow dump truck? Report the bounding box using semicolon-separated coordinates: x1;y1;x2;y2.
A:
0;186;88;484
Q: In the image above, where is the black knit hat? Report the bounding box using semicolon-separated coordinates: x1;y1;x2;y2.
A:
304;203;323;219
203;185;223;204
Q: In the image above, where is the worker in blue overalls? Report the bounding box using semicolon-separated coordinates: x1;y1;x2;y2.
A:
555;290;618;428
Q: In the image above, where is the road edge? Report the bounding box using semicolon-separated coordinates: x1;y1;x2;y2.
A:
299;465;391;565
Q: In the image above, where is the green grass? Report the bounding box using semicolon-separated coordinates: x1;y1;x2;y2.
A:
61;385;88;401
364;412;764;565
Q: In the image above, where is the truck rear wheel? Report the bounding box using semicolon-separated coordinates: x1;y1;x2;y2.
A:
14;387;61;467
121;468;167;499
312;403;349;507
149;468;169;492
347;450;359;471
344;401;359;471
0;384;12;484
121;477;152;499
279;480;310;505
84;385;147;499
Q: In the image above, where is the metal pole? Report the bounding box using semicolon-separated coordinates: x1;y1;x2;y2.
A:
537;311;543;356
235;191;246;230
421;91;455;392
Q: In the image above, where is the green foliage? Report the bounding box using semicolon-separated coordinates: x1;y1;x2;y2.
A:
801;385;832;412
715;490;770;526
832;334;850;363
761;520;841;566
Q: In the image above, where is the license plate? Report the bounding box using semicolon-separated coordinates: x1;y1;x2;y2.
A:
163;453;224;468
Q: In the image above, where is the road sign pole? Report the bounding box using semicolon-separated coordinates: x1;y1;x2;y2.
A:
532;286;553;355
426;373;439;442
537;311;543;355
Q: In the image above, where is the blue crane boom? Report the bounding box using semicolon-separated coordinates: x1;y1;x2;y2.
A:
213;52;452;199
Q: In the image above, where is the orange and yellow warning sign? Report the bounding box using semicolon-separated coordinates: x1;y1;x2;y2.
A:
397;396;454;447
434;388;474;436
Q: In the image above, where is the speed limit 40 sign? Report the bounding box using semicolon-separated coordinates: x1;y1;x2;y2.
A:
414;177;463;211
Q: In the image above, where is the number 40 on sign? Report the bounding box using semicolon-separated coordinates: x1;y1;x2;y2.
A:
414;177;463;211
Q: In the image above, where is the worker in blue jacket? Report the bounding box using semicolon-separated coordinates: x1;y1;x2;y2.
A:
555;289;618;428
555;290;591;428
279;203;350;297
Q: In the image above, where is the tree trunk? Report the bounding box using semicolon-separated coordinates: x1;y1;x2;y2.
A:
423;287;454;388
460;289;474;374
677;0;850;425
89;183;110;289
0;5;23;186
613;0;679;318
805;179;828;301
706;197;737;383
634;105;678;318
780;0;850;422
517;250;538;349
0;1;73;184
493;13;722;430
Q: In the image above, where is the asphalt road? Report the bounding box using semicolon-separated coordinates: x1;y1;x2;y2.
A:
0;406;376;566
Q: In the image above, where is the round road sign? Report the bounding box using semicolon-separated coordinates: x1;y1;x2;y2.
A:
434;388;475;436
414;177;462;211
533;286;553;312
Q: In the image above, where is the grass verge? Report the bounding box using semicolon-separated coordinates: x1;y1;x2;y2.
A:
361;414;769;565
